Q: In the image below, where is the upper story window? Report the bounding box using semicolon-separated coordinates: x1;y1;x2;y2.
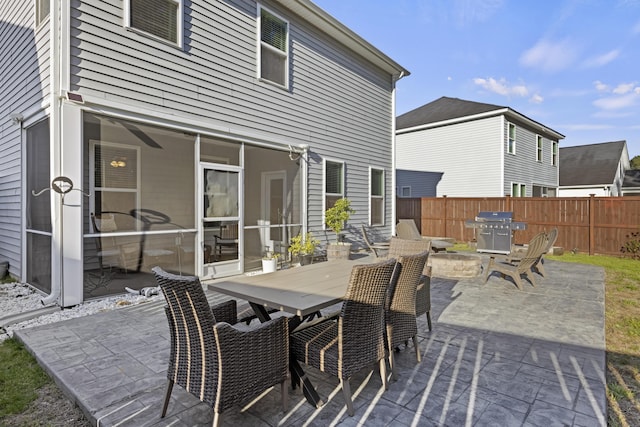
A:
36;0;50;26
507;123;516;154
259;6;289;88
324;159;344;212
536;135;543;162
370;168;385;226
551;141;558;166
125;0;182;47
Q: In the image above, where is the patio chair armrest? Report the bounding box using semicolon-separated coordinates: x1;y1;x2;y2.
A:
210;300;238;324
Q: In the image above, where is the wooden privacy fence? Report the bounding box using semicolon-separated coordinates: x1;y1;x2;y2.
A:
396;195;640;256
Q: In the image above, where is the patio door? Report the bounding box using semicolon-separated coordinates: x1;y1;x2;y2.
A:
200;163;243;278
260;171;286;253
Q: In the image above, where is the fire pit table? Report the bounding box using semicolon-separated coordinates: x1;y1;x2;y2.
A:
427;253;482;278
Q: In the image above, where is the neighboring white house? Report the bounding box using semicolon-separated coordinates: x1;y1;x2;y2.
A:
558;141;629;197
395;97;565;197
0;0;408;306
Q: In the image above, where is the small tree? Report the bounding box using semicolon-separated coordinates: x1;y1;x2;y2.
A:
325;198;355;242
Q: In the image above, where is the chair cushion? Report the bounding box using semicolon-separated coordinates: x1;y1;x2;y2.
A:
290;320;340;377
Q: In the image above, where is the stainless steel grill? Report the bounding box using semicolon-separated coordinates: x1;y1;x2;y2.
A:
465;211;526;254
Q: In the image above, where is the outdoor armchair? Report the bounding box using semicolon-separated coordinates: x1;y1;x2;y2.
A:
484;232;548;290
153;267;289;427
385;251;429;380
289;258;397;416
361;224;390;258
387;237;433;331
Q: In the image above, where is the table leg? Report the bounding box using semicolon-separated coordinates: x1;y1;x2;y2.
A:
248;302;272;323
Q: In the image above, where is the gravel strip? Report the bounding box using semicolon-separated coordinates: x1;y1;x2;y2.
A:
0;282;163;343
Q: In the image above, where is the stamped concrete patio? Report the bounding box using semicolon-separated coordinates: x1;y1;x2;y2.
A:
15;257;606;426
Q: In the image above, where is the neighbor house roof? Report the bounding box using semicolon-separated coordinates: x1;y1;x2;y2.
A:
559;141;627;187
396;96;564;140
622;169;640;189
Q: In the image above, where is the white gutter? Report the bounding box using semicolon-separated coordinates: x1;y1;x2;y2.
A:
42;0;64;306
391;71;406;235
397;107;565;141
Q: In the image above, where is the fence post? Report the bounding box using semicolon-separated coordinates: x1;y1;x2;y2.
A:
589;194;595;255
443;195;447;237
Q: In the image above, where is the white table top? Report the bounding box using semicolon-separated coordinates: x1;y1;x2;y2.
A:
208;260;362;317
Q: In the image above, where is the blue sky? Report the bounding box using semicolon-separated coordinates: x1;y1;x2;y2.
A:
313;0;640;158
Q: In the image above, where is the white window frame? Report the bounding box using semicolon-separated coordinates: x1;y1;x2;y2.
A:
257;4;289;89
124;0;183;48
536;135;543;162
369;167;385;226
551;141;558;166
323;158;345;228
507;122;516;154
511;182;526;197
35;0;50;27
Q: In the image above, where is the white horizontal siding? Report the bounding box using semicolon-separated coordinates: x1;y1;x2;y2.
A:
396;116;503;197
70;0;396;243
0;0;51;279
503;120;559;196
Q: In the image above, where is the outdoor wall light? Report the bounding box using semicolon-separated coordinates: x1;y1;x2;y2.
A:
110;157;127;168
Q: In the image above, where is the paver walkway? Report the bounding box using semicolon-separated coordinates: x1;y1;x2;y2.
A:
15;258;607;426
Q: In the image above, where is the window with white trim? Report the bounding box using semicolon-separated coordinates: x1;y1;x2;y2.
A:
324;160;344;211
536;135;543;162
370;168;384;226
507;123;516;154
259;6;289;87
551;141;558;166
125;0;182;46
36;0;50;26
511;182;526;197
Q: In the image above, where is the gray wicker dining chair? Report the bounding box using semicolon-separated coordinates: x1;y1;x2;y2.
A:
289;258;398;417
152;267;289;427
387;237;433;331
385;251;429;380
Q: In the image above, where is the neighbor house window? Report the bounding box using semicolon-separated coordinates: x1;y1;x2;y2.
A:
401;186;411;197
507;123;516;154
511;182;526;197
259;6;289;87
36;0;50;26
324;159;344;211
552;141;558;166
370;168;384;226
125;0;182;46
536;135;543;162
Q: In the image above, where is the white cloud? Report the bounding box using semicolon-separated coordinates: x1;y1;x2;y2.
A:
582;49;620;68
529;94;544;104
593;80;609;92
520;38;579;72
593;93;639;110
473;77;530;97
613;82;638;94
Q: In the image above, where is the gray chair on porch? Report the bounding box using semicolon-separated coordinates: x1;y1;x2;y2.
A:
484;232;548;290
289;259;398;416
153;267;289;427
361;224;390;258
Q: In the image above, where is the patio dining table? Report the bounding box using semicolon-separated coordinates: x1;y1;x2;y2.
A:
208;259;366;409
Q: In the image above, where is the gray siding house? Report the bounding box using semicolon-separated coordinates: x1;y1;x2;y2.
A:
0;0;408;306
558;141;629;197
395;97;564;197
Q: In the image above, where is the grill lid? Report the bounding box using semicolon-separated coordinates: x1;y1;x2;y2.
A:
476;211;513;222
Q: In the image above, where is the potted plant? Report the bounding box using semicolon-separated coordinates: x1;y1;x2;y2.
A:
261;250;280;273
325;198;355;260
288;232;319;265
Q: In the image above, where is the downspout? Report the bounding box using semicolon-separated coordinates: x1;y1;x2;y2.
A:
391;71;405;236
300;144;309;235
42;0;64;305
